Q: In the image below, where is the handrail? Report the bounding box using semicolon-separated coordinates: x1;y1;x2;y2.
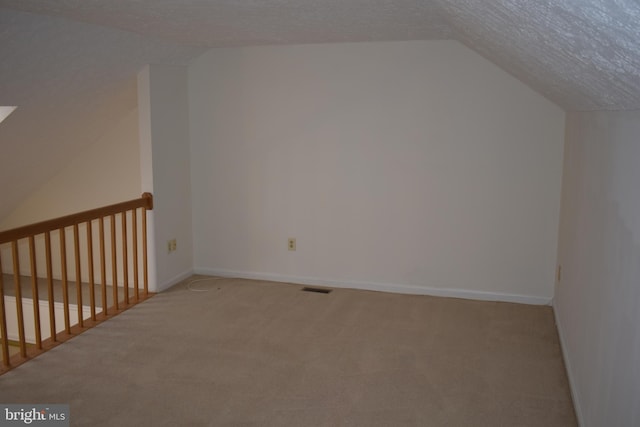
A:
0;193;153;244
0;192;154;374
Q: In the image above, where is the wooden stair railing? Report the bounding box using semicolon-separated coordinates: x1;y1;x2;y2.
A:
0;193;153;374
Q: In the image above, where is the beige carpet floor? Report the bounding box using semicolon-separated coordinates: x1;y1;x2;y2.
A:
0;276;576;426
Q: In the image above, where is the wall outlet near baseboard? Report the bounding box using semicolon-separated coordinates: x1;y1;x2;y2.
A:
288;238;296;251
168;238;177;253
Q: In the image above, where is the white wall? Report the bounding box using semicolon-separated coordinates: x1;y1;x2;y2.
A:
138;65;193;291
555;111;640;426
188;40;565;303
0;108;141;229
0;108;142;286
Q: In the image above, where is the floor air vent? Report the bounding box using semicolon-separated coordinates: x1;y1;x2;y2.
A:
302;287;332;294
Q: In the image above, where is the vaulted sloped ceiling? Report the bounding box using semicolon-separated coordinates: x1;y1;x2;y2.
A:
1;0;639;221
439;0;640;111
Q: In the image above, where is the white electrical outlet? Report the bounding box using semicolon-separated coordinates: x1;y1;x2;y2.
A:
168;238;177;253
288;238;296;251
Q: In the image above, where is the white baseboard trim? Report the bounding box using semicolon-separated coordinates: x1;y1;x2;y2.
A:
156;269;194;292
193;267;552;305
553;304;583;426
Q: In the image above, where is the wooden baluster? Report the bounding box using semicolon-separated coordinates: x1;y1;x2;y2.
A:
0;194;154;374
121;212;129;305
0;255;10;366
99;217;107;316
110;215;118;310
59;229;71;334
28;236;42;349
142;207;149;296
87;221;96;321
132;209;139;302
0;194;153;374
11;241;27;357
44;232;56;342
73;224;83;328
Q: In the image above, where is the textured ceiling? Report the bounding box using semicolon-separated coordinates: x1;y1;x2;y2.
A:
2;0;639;111
438;0;640;111
1;1;639;221
0;0;454;46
